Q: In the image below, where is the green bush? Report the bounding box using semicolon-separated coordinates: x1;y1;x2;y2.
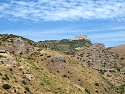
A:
109;70;115;73
95;83;99;86
121;57;124;60
118;84;125;94
2;84;11;90
85;88;91;94
2;74;9;80
10;68;13;71
25;87;30;92
22;80;27;85
99;69;107;74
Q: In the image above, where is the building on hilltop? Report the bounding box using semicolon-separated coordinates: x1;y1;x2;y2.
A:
69;33;90;41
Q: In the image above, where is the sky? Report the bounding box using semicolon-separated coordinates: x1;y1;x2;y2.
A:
0;0;125;47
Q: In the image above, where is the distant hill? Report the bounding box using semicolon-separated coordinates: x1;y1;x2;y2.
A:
38;38;92;55
108;44;125;56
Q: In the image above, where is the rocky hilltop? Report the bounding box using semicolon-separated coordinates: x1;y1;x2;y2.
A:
0;34;125;94
38;34;92;55
0;34;36;55
69;33;90;41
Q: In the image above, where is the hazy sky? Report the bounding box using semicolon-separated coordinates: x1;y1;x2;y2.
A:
0;0;125;47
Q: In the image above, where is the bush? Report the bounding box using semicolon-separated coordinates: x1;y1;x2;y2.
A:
95;83;99;86
116;67;120;71
2;84;11;90
96;90;99;93
22;80;27;85
118;84;125;94
2;74;9;80
0;73;2;76
85;88;91;94
121;57;124;60
109;70;115;73
99;69;107;74
25;87;30;92
10;68;13;71
63;74;67;78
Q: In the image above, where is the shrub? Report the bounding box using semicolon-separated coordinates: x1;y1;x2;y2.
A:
118;84;125;94
121;57;124;60
22;80;27;85
0;73;2;76
95;83;99;86
109;70;115;73
2;84;11;90
10;68;13;71
25;87;30;92
16;92;20;94
116;67;120;71
47;55;51;58
2;74;9;80
63;74;67;78
99;69;107;74
96;90;99;93
85;88;91;94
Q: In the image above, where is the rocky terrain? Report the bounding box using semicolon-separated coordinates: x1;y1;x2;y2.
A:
73;43;125;87
0;34;125;94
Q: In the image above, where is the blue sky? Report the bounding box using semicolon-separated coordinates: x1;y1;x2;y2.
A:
0;0;125;47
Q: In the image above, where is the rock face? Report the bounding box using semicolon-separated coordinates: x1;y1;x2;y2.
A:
0;51;16;64
0;34;34;56
14;37;34;55
51;56;66;63
15;37;25;50
23;70;34;81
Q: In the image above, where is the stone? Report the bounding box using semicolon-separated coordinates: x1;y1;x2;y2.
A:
51;56;66;63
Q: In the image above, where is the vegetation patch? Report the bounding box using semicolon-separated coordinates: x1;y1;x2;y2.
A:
2;84;11;90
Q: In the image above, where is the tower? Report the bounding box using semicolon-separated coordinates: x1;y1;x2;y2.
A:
80;33;83;36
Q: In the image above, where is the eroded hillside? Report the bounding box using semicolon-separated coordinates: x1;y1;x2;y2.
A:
73;43;125;92
0;34;123;94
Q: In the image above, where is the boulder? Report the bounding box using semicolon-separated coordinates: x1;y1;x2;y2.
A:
51;56;66;63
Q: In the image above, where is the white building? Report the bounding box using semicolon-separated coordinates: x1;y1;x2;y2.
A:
69;33;90;40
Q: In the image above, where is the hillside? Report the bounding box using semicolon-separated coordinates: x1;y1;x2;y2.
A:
0;34;120;94
108;44;125;57
38;38;92;55
73;43;125;92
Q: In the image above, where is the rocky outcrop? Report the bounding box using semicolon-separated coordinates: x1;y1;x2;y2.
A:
0;57;16;64
51;56;66;63
23;70;34;81
15;37;25;50
0;35;34;56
